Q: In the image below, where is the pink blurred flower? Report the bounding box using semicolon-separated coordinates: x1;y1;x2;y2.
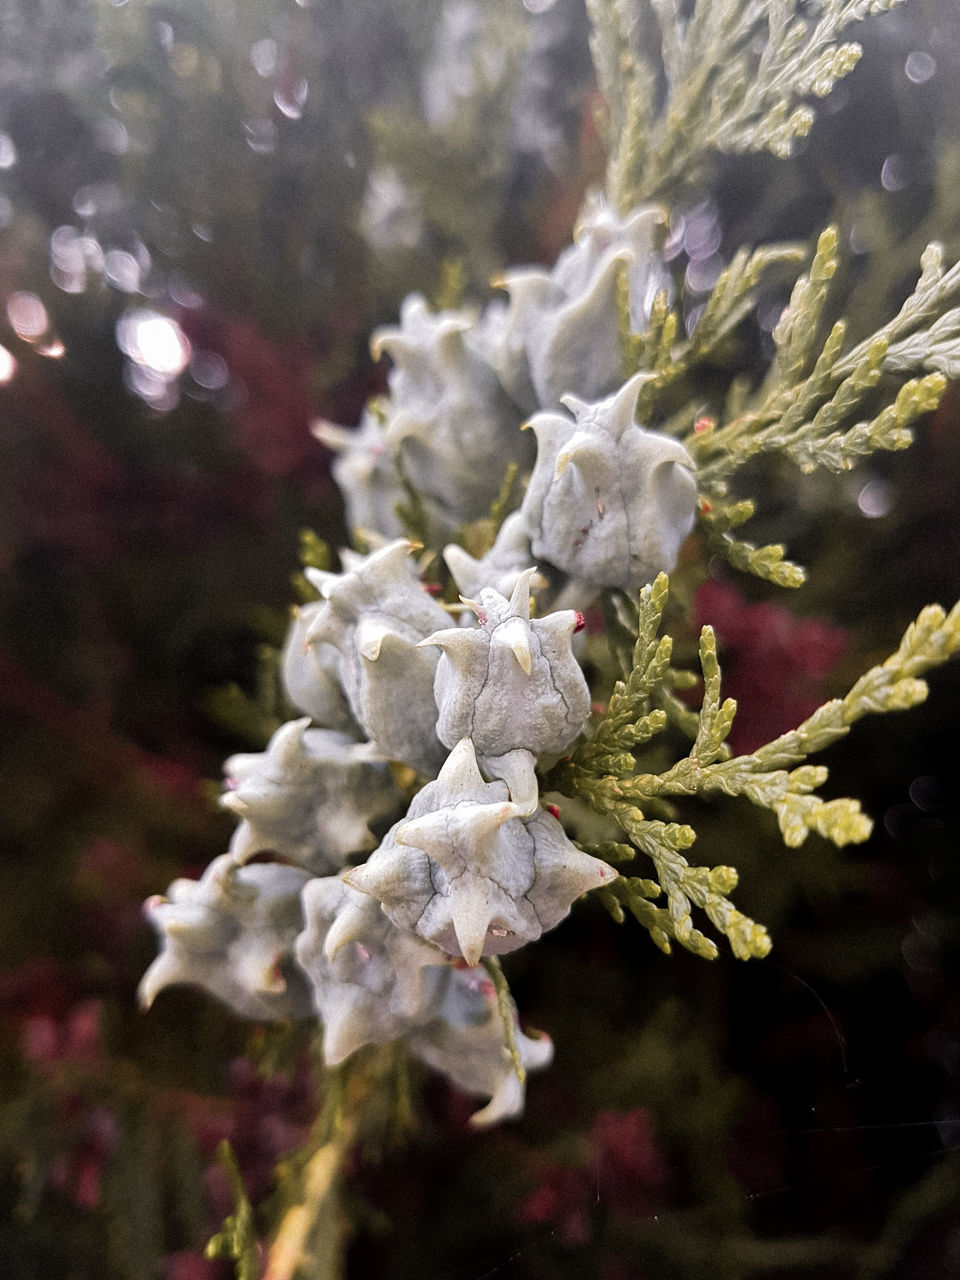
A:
22;999;105;1072
518;1108;667;1246
694;579;848;753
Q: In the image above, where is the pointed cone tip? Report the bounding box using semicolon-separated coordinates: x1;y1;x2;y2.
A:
453;920;487;969
322;1013;369;1067
219;793;250;816
303;566;335;597
395;817;428;848
510;634;533;675
274;716;310;762
553;444;576;480
492;618;533;674
311;418;353;450
356;619;391;661
305;614;332;646
137;961;170;1011
506;568;535;621
467;1073;524;1128
450;877;500;967
322;901;365;961
417;627;465;650
443;736;481;774
340;863;382;902
608;371;654;437
560;392;588;418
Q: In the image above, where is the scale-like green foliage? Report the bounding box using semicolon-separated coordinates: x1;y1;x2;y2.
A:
205;1143;261;1280
626;225;960;586
691;231;960;490
623;242;808;421
482;956;527;1084
588;0;906;207
552;577;960;961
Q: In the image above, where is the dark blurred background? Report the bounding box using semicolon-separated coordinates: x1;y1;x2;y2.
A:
1;1;960;1277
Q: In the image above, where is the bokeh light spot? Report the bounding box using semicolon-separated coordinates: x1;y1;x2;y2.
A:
685;255;723;295
170;44;200;78
104;250;141;293
0;132;17;169
905;50;937;84
244;119;277;154
274;78;308;119
251;39;277;77
96;118;129;155
7;292;49;340
857;477;893;519
116;309;191;377
190;350;229;391
0;343;16;383
880;153;909;193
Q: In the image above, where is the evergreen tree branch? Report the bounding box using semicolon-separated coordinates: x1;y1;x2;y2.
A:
677;232;960;591
554;579;960;958
587;0;902;207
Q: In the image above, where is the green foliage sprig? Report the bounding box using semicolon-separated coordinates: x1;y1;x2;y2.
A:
623;241;807;420
699;497;807;589
588;0;904;209
551;576;960;961
690;230;955;488
481;956;527;1084
645;227;960;588
205;1142;261;1280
